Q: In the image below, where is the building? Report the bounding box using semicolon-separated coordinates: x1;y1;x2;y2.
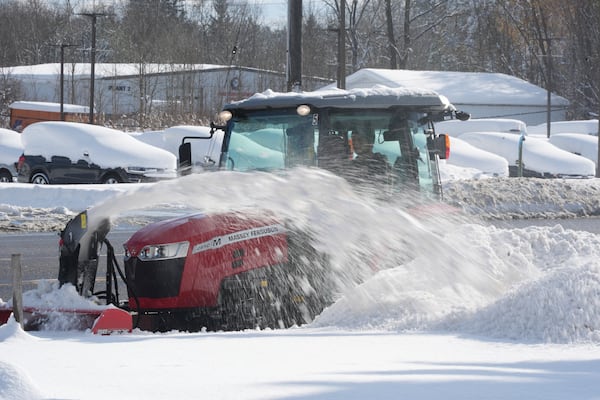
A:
332;69;570;125
1;63;333;120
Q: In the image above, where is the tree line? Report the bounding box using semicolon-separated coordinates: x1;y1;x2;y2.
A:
1;0;599;122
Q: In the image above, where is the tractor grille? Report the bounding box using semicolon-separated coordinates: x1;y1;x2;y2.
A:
125;257;186;298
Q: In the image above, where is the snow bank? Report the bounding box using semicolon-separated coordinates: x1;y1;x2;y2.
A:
0;318;42;400
443;177;600;219
315;223;600;343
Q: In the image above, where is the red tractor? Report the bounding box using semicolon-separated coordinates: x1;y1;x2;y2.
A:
58;87;467;331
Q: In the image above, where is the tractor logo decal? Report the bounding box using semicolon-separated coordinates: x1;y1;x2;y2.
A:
192;224;286;254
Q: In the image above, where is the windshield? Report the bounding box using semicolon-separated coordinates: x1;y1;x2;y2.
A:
224;109;315;171
223;107;438;195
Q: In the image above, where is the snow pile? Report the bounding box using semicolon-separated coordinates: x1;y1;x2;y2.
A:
316;223;600;343
0;319;42;400
0;360;42;400
19;281;105;311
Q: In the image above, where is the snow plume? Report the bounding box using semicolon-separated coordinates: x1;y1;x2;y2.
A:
84;167;474;299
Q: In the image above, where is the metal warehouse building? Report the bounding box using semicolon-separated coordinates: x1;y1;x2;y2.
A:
1;63;333;118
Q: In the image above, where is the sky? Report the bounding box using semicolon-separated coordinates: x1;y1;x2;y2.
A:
2;164;600;399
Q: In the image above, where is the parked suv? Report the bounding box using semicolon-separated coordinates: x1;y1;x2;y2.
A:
17;121;177;184
0;128;23;182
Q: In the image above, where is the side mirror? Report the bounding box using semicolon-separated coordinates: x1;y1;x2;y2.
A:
178;142;192;176
455;110;470;121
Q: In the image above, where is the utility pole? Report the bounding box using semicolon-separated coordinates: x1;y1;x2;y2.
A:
79;12;107;124
59;44;77;121
51;43;77;120
337;0;346;89
597;100;600;178
287;0;302;92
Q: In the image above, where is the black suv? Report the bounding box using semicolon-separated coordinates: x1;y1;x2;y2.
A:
17;121;177;184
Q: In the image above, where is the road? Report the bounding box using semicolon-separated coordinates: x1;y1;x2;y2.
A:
0;230;133;303
2;218;600;304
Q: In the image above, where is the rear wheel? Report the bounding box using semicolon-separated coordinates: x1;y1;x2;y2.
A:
31;172;49;184
0;170;12;183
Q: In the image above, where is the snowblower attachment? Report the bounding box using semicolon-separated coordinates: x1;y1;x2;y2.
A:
59;210;110;297
0;211;132;333
38;210;133;334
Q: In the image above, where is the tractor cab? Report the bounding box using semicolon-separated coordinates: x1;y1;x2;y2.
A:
182;87;465;198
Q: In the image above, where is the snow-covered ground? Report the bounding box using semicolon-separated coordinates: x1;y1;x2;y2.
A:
1;164;600;399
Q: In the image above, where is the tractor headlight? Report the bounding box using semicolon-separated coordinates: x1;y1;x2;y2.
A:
137;241;190;261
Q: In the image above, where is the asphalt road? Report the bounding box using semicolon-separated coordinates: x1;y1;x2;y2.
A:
0;230;133;303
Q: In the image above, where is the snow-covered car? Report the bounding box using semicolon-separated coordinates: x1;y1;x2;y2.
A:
0;128;24;182
548;133;598;165
435;118;527;137
458;131;596;178
442;136;509;177
17;122;177;184
132;125;224;173
529;120;598;136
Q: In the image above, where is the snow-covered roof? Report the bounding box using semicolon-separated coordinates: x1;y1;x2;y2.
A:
1;63;229;79
339;68;569;107
9;101;89;113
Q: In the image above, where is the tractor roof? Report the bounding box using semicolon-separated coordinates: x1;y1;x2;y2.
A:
224;85;455;113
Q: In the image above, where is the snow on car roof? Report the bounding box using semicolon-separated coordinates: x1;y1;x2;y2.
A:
435;118;527;137
21;122;176;170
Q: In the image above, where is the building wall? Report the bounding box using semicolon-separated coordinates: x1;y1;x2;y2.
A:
8;66;332;118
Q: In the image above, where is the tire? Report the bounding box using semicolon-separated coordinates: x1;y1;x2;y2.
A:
31;172;49;184
102;173;122;184
0;170;12;183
